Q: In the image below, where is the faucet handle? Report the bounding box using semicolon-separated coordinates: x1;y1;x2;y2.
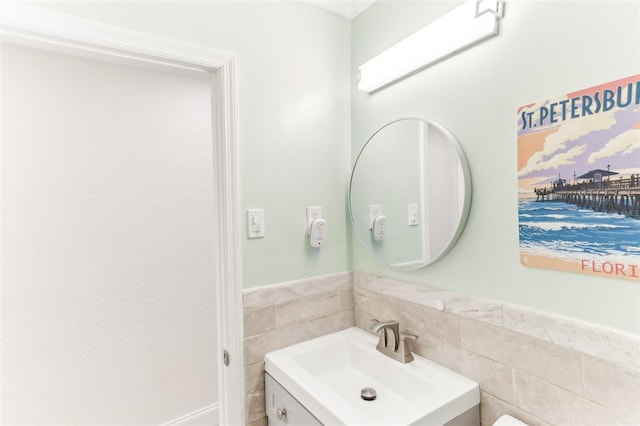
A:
370;319;399;328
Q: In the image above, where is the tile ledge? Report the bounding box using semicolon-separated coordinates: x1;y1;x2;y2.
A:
352;271;640;371
502;302;640;343
243;271;352;308
503;302;640;372
353;271;504;326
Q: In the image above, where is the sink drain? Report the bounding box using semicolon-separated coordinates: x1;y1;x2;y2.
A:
361;387;376;401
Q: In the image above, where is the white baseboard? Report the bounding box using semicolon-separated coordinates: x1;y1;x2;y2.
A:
163;404;219;426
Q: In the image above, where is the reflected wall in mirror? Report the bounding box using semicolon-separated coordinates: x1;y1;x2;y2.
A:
349;118;472;270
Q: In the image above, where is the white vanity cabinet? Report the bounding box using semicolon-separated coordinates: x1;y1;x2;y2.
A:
265;373;323;425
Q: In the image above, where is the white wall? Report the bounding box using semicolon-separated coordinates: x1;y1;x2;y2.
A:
1;43;217;424
2;1;351;422
28;1;352;289
352;1;640;334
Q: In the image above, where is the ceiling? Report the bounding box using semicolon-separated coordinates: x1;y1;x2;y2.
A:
302;0;376;20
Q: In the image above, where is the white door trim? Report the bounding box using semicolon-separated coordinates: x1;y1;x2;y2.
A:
1;4;244;425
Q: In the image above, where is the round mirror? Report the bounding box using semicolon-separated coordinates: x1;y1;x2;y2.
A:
349;118;472;270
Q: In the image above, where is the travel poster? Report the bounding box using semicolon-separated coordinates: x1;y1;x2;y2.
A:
517;75;640;282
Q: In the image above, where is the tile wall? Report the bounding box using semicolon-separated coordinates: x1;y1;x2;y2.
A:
242;271;639;426
353;272;640;426
242;272;354;426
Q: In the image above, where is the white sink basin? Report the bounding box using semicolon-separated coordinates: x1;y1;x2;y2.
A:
264;327;479;425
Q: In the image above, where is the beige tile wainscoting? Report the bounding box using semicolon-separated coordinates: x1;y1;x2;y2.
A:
353;272;640;426
242;271;639;426
242;272;355;426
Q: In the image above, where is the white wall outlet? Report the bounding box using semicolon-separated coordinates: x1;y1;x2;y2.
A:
306;206;322;234
368;204;382;229
247;209;265;239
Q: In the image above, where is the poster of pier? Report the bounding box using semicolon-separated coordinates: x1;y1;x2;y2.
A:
517;74;640;282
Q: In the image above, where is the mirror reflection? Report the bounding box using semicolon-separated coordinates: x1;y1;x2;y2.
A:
349;118;472;269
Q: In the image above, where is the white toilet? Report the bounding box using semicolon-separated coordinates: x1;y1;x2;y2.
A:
494;414;528;426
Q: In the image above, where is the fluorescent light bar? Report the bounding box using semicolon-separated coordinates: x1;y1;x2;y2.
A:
358;0;504;93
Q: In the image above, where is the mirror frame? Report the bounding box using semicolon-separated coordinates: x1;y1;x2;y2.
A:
349;118;473;270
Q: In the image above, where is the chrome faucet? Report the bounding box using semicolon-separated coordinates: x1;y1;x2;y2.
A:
368;319;418;363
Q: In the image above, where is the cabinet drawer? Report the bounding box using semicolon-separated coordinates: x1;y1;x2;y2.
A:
265;373;323;426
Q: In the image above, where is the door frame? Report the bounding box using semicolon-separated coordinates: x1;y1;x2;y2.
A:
1;4;244;425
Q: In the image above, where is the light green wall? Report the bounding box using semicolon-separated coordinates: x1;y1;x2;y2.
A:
22;1;640;333
350;119;424;266
351;1;640;334
31;1;352;288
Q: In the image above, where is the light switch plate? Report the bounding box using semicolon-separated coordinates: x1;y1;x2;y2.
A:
408;203;419;226
247;209;265;238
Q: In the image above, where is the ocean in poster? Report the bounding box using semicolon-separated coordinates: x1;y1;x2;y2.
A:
518;198;640;263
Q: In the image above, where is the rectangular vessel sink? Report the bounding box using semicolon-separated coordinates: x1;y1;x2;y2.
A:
265;327;479;425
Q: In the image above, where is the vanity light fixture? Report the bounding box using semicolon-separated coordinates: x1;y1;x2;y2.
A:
357;0;504;93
